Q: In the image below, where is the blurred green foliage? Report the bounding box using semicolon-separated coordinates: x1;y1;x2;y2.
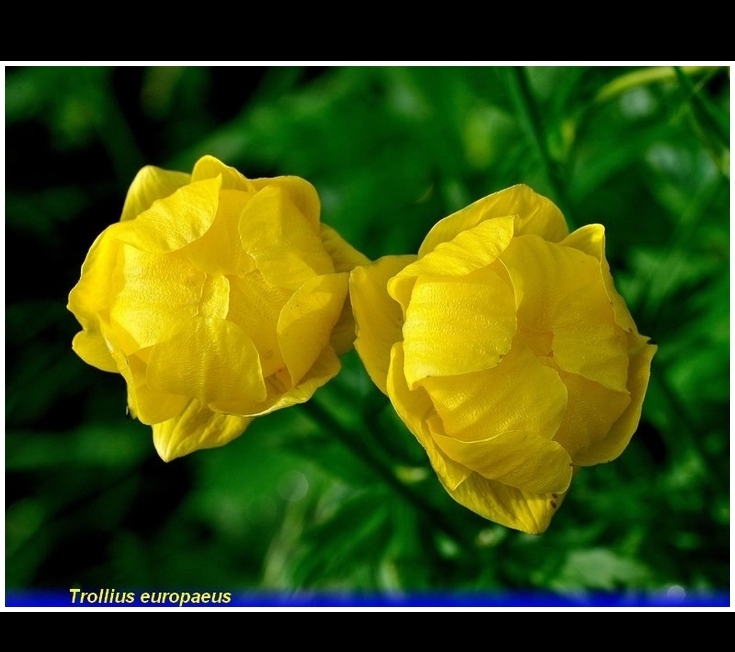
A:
5;65;729;601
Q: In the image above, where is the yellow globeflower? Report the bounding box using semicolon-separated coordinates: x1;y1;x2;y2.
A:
68;155;368;461
349;185;656;534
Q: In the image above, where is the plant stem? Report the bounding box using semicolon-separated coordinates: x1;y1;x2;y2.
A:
301;396;474;548
594;65;716;103
505;66;576;229
673;66;729;150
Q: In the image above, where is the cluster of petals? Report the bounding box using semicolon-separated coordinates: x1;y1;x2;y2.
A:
69;159;655;533
349;185;656;533
68;156;367;461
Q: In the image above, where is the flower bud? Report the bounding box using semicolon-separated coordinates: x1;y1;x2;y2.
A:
349;185;656;534
69;156;368;461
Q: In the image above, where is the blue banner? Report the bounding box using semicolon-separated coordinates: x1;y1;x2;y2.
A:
5;589;729;608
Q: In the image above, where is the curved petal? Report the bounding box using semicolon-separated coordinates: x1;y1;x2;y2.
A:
577;333;657;465
120;166;191;222
422;343;567;442
323;223;380;357
68;224;127;371
71;329;118;373
350;255;415;395
116;177;221;253
277;273;348;386
258;346;341;416
191;155;256;192
251;175;321;233
561;224;637;333
403;216;515;280
68;223;126;331
389;216;515;313
329;293;359;357
182;189;256;276
387;343;470;491
239;185;334;290
552;281;629;392
210;346;341;417
418;184;568;257
227;270;290;378
433;430;573;494
112;349;189;425
501;234;602;334
109;246;205;355
146;316;266;406
153;398;253;462
442;472;569;535
402;266;517;387
552;369;630;463
198;274;230;320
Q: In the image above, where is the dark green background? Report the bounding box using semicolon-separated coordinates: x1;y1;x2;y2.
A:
5;65;730;602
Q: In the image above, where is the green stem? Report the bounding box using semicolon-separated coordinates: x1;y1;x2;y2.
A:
595;65;717;103
673;66;729;150
301;397;473;548
505;66;576;229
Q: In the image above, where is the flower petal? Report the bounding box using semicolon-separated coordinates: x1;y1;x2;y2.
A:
68;224;125;332
418;184;568;257
320;221;374;358
116;177;221;253
71;330;118;373
330;294;359;358
152;398;253;462
252;175;321;233
562;224;638;333
552;282;630;392
350;255;416;395
191;155;256;192
387;343;470;491
401;266;517;387
182;189;256;276
113;349;189;425
577;333;657;465
552;369;630;464
389;216;515;313
432;430;573;494
423;343;571;494
406;216;515;280
68;226;126;372
422;343;567;442
259;346;341;416
120;166;191;222
239;185;334;289
277;273;348;386
146;316;266;406
209;346;342;417
227;270;291;378
443;473;568;535
501;234;601;334
109;246;205;355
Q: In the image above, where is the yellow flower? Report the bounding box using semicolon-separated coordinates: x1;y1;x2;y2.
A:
349;185;656;534
68;155;368;461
